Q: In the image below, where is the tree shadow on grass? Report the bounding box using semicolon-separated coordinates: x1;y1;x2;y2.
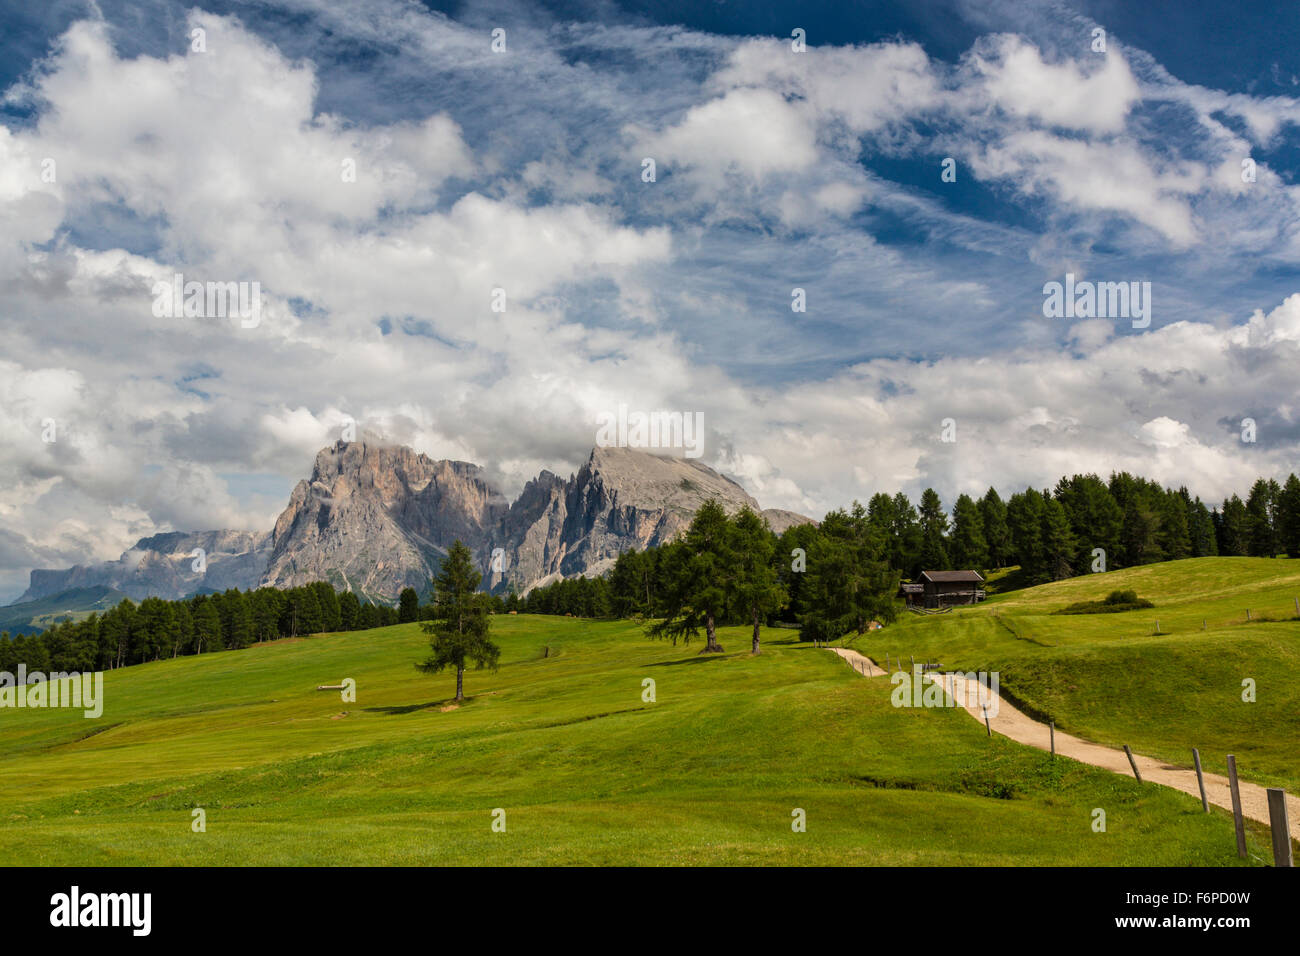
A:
647;653;731;666
365;696;468;714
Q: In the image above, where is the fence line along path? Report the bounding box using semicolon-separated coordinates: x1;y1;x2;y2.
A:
826;647;1299;842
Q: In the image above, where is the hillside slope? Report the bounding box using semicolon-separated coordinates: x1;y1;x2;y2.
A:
0;615;1258;865
858;557;1300;792
0;586;128;636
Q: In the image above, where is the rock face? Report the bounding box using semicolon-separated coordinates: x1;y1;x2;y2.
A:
16;442;816;605
761;509;818;534
483;446;764;594
17;530;270;603
261;442;508;602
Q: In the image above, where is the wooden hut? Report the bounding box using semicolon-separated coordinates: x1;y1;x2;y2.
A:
899;570;986;609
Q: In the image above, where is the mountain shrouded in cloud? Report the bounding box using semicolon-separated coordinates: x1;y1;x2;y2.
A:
19;442;808;603
2;0;1300;602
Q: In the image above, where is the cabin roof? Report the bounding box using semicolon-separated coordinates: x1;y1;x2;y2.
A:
919;570;984;583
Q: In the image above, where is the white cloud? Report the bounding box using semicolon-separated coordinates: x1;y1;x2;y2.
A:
634;87;819;185
3;3;1300;603
716;38;943;136
969;131;1203;246
966;34;1140;134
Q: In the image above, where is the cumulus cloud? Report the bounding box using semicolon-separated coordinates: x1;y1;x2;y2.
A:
2;1;1300;602
635;87;820;185
966;34;1140;134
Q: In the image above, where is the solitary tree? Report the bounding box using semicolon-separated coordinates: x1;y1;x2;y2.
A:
417;541;499;701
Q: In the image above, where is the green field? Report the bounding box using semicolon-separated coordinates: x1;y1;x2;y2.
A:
856;557;1300;793
0;584;1280;865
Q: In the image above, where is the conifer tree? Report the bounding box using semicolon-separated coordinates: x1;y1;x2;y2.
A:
648;500;733;653
417;540;498;701
978;487;1011;568
730;507;787;654
949;493;989;569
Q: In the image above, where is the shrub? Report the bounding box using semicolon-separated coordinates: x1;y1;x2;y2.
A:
1054;591;1154;615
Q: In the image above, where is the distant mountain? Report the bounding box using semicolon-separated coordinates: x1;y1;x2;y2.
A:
261;442;509;603
17;530;270;604
0;585;129;637
14;442;815;607
483;445;766;593
761;509;818;534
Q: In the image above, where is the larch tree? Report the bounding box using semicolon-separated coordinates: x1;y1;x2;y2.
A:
918;488;951;571
978;487;1011;569
730;507;787;654
417;540;499;701
648;500;734;653
798;506;899;645
1278;474;1300;558
949;493;989;570
398;587;420;623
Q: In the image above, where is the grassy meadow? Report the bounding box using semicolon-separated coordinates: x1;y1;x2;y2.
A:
0;599;1272;865
856;557;1300;793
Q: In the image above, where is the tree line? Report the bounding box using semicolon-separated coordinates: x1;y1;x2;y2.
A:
6;469;1297;672
517;470;1300;635
0;583;403;676
0;574;531;679
523;499;897;651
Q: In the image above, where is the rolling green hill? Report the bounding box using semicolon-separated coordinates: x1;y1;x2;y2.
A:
856;557;1300;792
0;586;128;637
0;612;1268;865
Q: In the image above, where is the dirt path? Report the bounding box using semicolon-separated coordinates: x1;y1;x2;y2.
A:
827;648;1300;843
827;646;886;676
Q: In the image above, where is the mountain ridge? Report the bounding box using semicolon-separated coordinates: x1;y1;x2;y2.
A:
14;442;814;606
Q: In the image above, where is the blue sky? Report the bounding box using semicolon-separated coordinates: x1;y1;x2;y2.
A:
2;0;1300;601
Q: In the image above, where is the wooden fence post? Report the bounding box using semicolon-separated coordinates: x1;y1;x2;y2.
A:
1123;745;1142;783
1049;720;1055;758
1192;748;1208;812
1267;789;1293;867
1227;755;1247;859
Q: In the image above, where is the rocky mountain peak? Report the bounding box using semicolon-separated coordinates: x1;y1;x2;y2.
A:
17;442;813;605
581;445;761;514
